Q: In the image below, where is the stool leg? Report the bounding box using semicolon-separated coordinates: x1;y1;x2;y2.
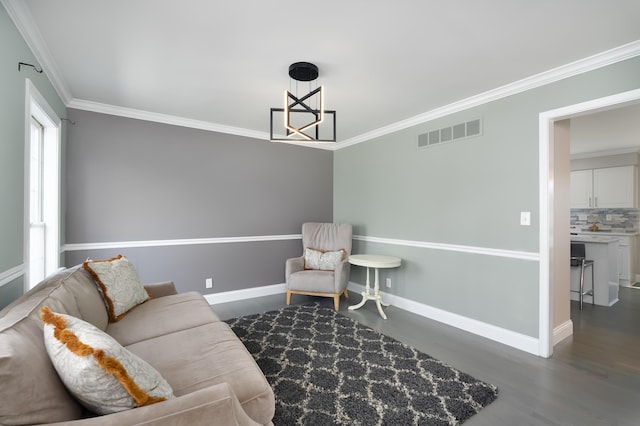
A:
579;260;585;311
591;263;595;306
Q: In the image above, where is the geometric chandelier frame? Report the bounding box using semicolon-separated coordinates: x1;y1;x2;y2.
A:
270;62;336;143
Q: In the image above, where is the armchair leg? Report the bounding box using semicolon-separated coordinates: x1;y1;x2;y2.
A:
343;288;349;299
333;294;340;311
286;290;292;305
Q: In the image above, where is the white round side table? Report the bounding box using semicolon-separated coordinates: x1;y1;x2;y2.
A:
348;254;401;319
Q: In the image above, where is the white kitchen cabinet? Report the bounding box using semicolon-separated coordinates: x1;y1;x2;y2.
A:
616;235;637;286
570;166;637;208
570;169;593;209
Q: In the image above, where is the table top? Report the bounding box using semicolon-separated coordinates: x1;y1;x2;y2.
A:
349;254;401;268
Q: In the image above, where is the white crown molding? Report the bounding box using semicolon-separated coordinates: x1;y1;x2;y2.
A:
335;40;640;150
0;264;25;288
70;39;639;151
2;0;72;104
68;98;337;150
67;98;272;141
5;0;638;153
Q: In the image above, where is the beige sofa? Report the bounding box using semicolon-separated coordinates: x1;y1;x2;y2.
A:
0;265;275;426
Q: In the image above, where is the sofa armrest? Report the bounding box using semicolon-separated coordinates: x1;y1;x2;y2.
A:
144;281;177;298
285;256;305;283
43;383;265;426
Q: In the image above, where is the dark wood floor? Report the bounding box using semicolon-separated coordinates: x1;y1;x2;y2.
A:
211;287;640;425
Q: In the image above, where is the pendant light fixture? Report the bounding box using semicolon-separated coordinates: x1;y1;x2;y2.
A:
270;62;336;143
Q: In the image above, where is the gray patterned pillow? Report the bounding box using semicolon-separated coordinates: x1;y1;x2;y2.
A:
304;248;346;270
40;307;174;414
83;255;149;322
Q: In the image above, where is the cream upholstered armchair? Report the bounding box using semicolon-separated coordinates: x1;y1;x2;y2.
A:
286;223;353;311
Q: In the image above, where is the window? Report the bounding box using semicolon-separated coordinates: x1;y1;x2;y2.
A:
25;80;61;289
29;117;46;284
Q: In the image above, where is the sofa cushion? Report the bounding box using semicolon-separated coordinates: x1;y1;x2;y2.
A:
83;255;150;322
106;291;220;347
0;316;83;425
0;268;94;425
125;322;275;425
40;307;174;415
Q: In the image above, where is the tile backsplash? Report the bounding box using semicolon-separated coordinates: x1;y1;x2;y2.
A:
571;208;640;231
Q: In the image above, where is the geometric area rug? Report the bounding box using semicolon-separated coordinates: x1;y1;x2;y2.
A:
225;303;499;425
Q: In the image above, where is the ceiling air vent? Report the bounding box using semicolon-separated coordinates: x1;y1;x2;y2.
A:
418;118;482;148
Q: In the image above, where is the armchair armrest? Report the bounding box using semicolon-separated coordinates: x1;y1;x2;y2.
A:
144;281;177;298
285;256;305;283
333;260;352;293
45;383;264;426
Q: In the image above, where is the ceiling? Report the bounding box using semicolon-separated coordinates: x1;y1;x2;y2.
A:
570;103;640;156
7;0;640;145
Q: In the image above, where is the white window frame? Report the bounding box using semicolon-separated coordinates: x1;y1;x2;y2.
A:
24;79;61;289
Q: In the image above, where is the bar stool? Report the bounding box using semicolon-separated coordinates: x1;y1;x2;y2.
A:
570;243;594;310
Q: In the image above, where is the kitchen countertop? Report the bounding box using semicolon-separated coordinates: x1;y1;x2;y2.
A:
571;235;620;243
575;230;639;236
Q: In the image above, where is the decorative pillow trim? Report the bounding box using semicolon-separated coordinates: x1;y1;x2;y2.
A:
40;307;166;408
83;255;151;322
83;255;119;321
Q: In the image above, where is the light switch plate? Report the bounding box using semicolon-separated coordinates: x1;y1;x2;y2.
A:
520;211;531;226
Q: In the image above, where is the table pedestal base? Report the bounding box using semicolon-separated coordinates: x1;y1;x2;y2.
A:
348;266;389;319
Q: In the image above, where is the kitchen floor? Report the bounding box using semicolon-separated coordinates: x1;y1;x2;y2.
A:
555;285;640;376
212;288;640;425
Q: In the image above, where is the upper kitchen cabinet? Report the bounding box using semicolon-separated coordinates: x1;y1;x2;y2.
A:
570;165;637;208
570;169;593;208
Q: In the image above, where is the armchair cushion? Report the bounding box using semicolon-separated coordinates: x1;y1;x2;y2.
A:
303;248;346;271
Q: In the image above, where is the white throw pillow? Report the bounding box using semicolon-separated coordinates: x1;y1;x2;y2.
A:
304;248;346;271
40;307;174;415
83;255;150;322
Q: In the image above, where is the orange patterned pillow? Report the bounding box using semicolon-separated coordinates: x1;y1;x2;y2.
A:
40;307;173;414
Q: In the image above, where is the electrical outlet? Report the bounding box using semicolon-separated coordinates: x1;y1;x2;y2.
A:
606;214;612;221
205;278;213;289
520;211;531;226
386;278;392;288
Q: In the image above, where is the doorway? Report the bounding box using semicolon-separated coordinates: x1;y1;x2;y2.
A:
540;88;640;357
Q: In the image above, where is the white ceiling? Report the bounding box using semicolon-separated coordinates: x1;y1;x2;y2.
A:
571;103;640;156
7;0;640;145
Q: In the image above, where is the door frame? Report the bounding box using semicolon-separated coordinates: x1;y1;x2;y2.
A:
539;88;640;357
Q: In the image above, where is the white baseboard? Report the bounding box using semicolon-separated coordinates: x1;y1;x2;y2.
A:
203;283;287;305
552;320;573;345
203;281;542;356
346;282;540;356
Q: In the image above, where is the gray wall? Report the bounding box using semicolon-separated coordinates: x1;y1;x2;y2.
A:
335;57;640;338
0;4;66;310
64;109;333;293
